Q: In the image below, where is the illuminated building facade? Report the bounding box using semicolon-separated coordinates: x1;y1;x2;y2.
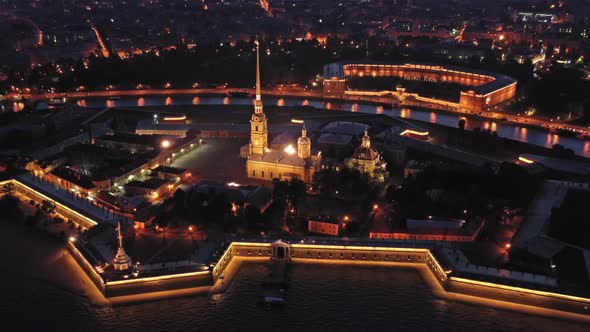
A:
246;43;321;184
346;129;385;177
323;62;517;112
308;219;341;236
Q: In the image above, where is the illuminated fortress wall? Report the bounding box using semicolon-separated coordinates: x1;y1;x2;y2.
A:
323;62;517;112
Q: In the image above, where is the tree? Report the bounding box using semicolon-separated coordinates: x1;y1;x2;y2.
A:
287;178;307;208
172;188;187;216
244;204;262;228
458;118;466;131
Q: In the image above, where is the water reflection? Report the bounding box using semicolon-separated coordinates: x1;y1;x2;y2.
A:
545;133;560;148
429;112;437;123
376;106;384;114
48;95;590;157
13;102;24;112
483;122;497;131
400;108;411;118
165;96;173;106
351;103;359;112
277;98;285;106
137;98;145;107
519;127;527;141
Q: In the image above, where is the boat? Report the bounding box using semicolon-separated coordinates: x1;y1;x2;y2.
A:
260;296;286;306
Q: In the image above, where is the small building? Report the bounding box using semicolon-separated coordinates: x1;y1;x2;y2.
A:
93;133;177;153
308;218;341;236
404;160;427;178
194;180;272;212
346;129;386;177
124;178;172;198
151;165;190;181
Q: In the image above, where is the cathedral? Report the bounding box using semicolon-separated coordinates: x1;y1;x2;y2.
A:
244;42;321;184
346;128;386;177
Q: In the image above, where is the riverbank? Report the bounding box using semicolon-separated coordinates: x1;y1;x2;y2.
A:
0;218;108;305
3;216;590;326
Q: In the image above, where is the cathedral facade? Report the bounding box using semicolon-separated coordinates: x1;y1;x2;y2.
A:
245;42;321;184
346;128;386;177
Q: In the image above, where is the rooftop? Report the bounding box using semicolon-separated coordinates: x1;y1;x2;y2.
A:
125;178;169;190
152;165;188;175
96;133;177;147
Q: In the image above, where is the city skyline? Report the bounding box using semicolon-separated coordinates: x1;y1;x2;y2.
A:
1;1;590;331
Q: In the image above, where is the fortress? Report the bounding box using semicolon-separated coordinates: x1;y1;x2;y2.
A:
323;61;517;112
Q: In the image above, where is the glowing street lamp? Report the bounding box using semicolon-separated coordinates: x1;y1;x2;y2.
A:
161;140;171;148
284;144;296;155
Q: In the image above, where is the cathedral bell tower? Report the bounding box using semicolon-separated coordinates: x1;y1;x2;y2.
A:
250;40;268;155
297;123;311;159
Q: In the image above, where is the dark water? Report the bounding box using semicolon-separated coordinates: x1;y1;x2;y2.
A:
3;262;589;332
33;95;590;157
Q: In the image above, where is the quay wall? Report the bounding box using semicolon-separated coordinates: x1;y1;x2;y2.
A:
102;270;212;298
212;242;590;320
2;179;98;229
68;240;106;294
214;242;448;283
3;179;589;319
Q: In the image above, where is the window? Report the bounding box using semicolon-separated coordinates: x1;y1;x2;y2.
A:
255;125;258;131
270;172;273;179
261;171;265;178
252;170;256;177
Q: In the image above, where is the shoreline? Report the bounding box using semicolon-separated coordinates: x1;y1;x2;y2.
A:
4;219;590;325
6;88;589;142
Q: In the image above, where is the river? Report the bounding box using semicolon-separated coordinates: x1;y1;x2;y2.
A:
2;218;589;331
35;94;590;158
4;261;590;331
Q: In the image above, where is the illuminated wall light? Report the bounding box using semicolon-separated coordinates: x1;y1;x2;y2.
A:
518;156;534;164
400;129;429;136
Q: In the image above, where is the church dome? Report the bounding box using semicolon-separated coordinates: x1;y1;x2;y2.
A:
351;146;379;161
351;128;379;160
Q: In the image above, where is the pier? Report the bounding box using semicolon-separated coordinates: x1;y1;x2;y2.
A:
260;241;292;304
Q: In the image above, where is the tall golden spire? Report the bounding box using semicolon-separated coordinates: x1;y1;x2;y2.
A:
255;40;261;103
113;221;133;271
117;220;124;249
